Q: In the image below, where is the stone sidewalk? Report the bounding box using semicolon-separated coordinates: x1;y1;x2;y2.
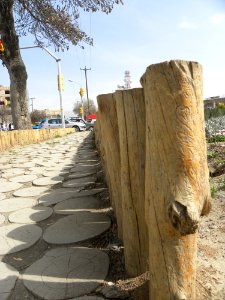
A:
0;131;118;300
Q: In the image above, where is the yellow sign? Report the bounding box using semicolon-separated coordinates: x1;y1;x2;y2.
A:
79;107;83;114
57;75;64;91
79;88;84;97
0;39;4;53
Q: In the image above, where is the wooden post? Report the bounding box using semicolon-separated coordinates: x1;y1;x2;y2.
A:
97;93;123;239
141;60;211;300
115;88;148;276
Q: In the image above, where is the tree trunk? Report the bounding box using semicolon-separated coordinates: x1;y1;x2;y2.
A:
0;0;31;129
141;60;211;300
115;88;149;276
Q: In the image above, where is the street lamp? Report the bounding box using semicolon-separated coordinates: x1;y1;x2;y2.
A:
68;80;84;119
20;45;65;128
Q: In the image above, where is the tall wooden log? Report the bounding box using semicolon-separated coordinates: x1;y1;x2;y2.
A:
141;60;211;300
97;93;123;238
115;88;148;276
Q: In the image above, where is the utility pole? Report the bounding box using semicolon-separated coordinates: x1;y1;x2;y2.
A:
80;66;91;114
30;97;35;112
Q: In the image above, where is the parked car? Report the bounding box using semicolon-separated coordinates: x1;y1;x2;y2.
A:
33;118;86;131
68;117;95;131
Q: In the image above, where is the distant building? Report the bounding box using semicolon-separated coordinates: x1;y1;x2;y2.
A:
43;109;61;118
0;85;10;103
204;96;225;109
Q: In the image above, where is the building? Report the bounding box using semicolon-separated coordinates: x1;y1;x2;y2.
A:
43;109;61;119
0;85;12;123
204;96;225;109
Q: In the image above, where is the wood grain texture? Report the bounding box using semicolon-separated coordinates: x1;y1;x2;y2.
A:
115;88;148;276
96;93;123;239
141;60;211;300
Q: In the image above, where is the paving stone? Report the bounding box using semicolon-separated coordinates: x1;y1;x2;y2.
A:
0;181;23;193
27;167;46;174
38;188;79;206
0;213;5;224
9;174;38;183
70;166;97;174
0;223;42;255
12;162;36;168
0;197;37;213
22;247;109;300
62;177;96;188
0;164;12;170
72;297;104;300
43;212;111;244
43;171;67;178
13;186;49;197
0;193;6;201
0;262;19;300
33;176;63;186
54;196;101;214
9;206;53;224
68;172;96;179
71;188;107;198
2;168;25;178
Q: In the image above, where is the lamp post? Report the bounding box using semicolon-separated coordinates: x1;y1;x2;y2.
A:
20;45;65;128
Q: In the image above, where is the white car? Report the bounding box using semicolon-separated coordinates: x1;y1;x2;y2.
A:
43;118;86;131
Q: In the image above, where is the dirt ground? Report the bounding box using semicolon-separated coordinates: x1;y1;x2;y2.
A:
195;142;225;300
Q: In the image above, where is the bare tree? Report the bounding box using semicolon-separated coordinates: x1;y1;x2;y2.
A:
73;99;97;116
0;0;122;129
30;109;47;124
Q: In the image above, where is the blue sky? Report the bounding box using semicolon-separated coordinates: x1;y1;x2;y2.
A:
0;0;225;112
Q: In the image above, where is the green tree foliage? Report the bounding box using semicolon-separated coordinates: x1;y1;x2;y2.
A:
204;104;225;121
30;109;47;124
73;99;97;117
0;0;123;129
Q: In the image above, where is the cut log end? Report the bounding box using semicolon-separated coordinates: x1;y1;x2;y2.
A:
168;201;199;235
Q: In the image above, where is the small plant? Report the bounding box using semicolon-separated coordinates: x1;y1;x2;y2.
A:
211;185;218;198
54;134;62;138
207;150;217;159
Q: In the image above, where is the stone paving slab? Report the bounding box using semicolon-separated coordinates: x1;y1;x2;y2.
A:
13;186;49;197
22;247;109;300
68;172;96;179
9;206;53;224
62;177;96;188
0;181;23;193
0;193;6;201
0;213;5;225
54;196;101;214
0;197;37;213
0;223;42;255
0;262;19;300
71;188;107;198
43;171;67;178
9;174;38;183
72;297;104;300
27;167;47;174
70;166;97;174
38;188;80;206
2;168;25;178
43;212;111;244
32;176;63;186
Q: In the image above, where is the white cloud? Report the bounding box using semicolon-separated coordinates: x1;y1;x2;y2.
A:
178;17;197;29
210;13;225;25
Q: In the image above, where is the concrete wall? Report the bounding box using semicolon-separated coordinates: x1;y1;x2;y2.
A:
95;60;211;300
0;128;74;152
